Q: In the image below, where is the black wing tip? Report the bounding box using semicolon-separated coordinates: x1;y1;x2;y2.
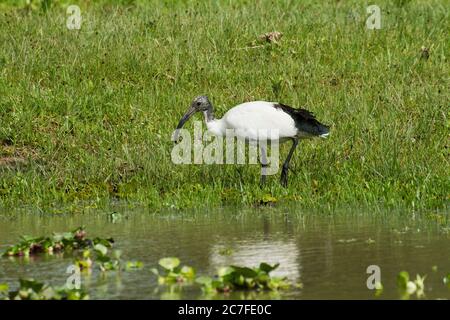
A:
318;123;330;135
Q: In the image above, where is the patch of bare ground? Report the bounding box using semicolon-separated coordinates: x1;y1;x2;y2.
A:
0;140;37;169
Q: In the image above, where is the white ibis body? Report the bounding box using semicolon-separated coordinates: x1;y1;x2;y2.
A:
174;95;329;186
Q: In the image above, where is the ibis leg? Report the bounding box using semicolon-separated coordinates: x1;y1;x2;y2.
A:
260;145;268;185
280;138;299;187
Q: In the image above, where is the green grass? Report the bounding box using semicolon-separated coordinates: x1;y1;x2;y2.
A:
0;0;448;212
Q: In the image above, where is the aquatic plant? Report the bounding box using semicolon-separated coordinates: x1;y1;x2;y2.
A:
74;244;143;273
94;244;121;272
2;227;114;257
397;271;426;299
0;283;8;300
151;257;196;284
196;263;290;293
2;227;142;272
125;261;144;270
0;279;88;300
444;274;450;289
373;282;384;297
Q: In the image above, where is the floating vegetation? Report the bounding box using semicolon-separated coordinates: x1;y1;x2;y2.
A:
0;279;88;300
444;274;450;289
74;244;143;273
74;249;93;272
2;227;114;257
150;258;292;294
196;263;290;293
94;244;122;272
397;271;426;299
2;228;142;273
151;257;196;284
125;260;144;270
373;282;384;297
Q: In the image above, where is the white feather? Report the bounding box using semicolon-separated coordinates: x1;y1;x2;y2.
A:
206;101;297;142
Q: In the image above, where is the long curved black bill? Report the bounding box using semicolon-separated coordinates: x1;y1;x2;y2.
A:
172;106;196;143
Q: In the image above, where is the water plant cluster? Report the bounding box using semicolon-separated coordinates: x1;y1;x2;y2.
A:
2;227;114;257
75;244;143;273
397;271;427;299
151;257;196;284
153;257;291;293
197;263;290;292
2;227;143;273
2;228;449;300
0;279;88;300
1;229;292;299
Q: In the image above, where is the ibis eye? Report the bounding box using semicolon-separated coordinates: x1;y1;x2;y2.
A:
196;102;201;106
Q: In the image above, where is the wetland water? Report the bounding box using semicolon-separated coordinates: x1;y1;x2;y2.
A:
0;207;449;299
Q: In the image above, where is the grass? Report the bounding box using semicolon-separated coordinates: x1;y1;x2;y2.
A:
0;0;448;212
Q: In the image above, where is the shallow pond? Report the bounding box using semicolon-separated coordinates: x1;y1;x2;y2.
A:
0;207;449;299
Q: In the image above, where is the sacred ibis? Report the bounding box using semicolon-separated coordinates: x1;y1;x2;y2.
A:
173;96;330;187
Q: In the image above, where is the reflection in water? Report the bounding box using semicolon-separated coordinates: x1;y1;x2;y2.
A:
210;240;301;282
0;207;449;299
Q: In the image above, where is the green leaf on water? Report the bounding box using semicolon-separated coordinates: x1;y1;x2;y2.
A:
4;278;89;300
444;274;450;288
20;235;36;242
259;262;279;274
374;281;383;297
198;262;290;293
180;265;195;278
159;257;180;271
19;278;45;293
93;237;114;247
82;249;90;258
125;261;143;270
218;266;234;277
374;281;383;290
230;266;258;278
94;243;108;256
414;274;426;291
150;267;159;276
397;271;410;289
0;283;8;292
195;276;212;286
113;250;122;260
153;258;195;283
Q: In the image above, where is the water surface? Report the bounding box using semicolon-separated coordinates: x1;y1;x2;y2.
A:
0;207;449;299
